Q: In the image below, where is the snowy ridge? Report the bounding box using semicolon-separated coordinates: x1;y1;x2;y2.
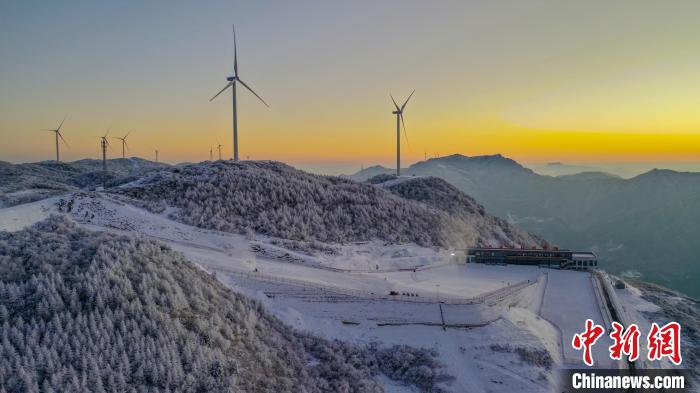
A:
113;160;544;250
0;158;167;207
374;174;546;249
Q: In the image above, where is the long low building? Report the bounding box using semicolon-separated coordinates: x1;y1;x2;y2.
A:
466;247;597;270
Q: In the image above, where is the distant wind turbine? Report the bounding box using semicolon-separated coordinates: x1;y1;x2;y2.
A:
217;143;222;160
390;90;414;176
46;116;68;162
113;131;131;159
209;147;213;161
155;149;159;163
99;129;111;173
210;24;269;161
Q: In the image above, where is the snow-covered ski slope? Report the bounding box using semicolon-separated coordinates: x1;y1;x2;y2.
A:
0;192;665;392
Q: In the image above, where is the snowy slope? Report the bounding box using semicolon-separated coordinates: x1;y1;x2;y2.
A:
0;196;57;231
1;216;455;393
2;193;694;391
0;193;602;392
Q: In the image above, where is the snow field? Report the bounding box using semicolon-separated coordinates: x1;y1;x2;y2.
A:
1;192;628;392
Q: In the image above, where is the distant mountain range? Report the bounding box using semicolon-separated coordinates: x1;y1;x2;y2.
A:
349;154;700;298
525;162;603;177
526;161;700;178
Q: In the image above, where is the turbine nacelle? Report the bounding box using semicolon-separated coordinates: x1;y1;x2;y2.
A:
226;76;237;81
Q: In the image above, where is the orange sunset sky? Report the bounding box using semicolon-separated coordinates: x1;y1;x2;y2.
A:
1;1;700;174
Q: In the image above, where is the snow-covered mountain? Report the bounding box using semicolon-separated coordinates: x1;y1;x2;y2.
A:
68;157;168;175
0;158;167;207
2;158;697;391
1;177;697;391
112;160;545;250
376;175;545;249
348;154;700;298
0;216;451;392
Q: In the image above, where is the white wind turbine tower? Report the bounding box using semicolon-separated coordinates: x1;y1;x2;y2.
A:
217;143;223;160
209;147;213;161
46;116;68;162
155;149;159;163
113;131;131;159
210;24;269;161
390;91;414;176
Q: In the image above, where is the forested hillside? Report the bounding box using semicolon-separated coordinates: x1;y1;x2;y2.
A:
0;216;450;393
380;176;543;248
0;158;167;207
115;160;543;249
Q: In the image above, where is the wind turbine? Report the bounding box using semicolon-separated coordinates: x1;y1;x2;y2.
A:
113;131;131;159
210;24;269;161
99;129;111;173
155;149;159;163
46;116;68;162
209;147;213;161
390;90;414;176
217;143;222;160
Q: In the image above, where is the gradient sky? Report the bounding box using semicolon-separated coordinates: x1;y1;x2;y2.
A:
2;0;700;173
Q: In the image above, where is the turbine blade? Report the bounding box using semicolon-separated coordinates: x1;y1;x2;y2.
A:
237;79;270;108
124;140;129;150
400;90;415;112
124;130;131;139
57;115;67;131
390;94;400;111
233;24;238;76
400;113;410;148
210;82;232;102
58;132;69;148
